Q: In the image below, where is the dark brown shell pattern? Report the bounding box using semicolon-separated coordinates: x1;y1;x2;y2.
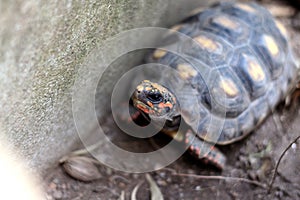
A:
146;2;298;144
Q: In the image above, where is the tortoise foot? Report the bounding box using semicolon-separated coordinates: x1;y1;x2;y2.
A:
185;130;226;169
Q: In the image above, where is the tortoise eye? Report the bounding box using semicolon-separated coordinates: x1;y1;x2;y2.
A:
147;92;163;103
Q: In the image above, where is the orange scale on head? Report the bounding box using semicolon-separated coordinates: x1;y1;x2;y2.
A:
147;101;153;108
136;104;150;114
136;85;145;92
144;86;152;92
158;102;165;109
152;82;165;92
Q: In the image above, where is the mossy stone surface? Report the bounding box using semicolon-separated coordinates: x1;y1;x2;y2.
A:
0;0;214;173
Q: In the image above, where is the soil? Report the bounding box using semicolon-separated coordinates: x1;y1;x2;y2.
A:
44;1;300;199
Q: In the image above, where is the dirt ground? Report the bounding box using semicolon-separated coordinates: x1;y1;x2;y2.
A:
44;1;300;199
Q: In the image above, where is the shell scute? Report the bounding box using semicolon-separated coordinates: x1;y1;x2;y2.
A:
144;2;297;143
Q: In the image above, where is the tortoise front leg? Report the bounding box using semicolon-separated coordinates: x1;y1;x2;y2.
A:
185;129;226;170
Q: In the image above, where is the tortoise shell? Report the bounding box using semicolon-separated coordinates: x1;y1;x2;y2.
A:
144;2;298;145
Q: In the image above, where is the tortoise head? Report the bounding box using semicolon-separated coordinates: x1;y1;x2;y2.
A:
132;80;178;120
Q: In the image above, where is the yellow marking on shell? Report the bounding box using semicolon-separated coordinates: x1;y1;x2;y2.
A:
177;63;198;80
275;20;288;39
213;16;239;30
219;78;239;97
243;54;265;82
234;3;256;13
153;49;167;59
194;35;221;53
263;35;279;56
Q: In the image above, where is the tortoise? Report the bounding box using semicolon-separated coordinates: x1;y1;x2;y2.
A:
130;2;298;169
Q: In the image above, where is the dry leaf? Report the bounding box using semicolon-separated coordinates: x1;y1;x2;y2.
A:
145;174;164;200
62;156;102;182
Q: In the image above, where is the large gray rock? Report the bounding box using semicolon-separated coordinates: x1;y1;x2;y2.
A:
0;0;214;173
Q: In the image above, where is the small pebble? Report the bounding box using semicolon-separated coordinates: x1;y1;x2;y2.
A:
179;192;184;198
71;184;79;191
291;143;297;150
159;172;166;178
49;182;57;190
53;178;60;184
52;190;63;199
166;177;172;183
275;189;284;198
61;183;67;190
249;156;260;169
132;173;139;179
106;167;112;175
195;185;201;191
157;180;167;186
118;182;126;188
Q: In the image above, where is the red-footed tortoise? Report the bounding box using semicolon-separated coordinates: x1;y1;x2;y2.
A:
131;2;298;169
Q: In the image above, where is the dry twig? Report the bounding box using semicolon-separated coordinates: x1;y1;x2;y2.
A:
268;135;300;193
173;173;267;189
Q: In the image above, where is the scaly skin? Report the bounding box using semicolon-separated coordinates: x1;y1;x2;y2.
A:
132;80;226;169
